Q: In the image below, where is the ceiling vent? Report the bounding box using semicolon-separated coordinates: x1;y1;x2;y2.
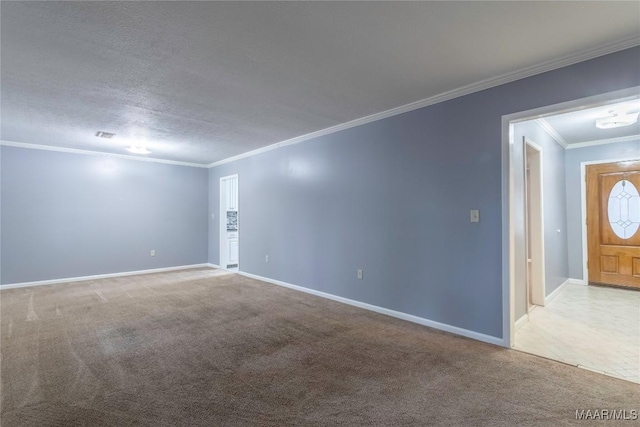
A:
95;131;116;139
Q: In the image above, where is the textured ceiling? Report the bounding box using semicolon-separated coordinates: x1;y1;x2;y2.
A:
544;99;640;145
1;1;639;164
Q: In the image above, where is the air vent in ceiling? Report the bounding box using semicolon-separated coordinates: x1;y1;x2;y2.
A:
95;131;116;139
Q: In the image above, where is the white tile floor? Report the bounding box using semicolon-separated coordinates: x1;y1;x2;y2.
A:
514;283;640;383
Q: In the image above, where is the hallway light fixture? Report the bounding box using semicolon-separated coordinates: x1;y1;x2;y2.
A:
595;111;639;129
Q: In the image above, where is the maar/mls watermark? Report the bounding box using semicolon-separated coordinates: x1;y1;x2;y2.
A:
575;409;638;421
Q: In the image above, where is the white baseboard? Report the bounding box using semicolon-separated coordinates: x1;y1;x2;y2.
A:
238;271;505;347
514;313;529;332
568;278;587;286
0;263;216;290
206;263;221;269
544;278;576;305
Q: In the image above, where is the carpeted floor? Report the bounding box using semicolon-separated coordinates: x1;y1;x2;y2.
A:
1;268;637;426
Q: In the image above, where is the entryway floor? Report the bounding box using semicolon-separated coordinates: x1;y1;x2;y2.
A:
514;283;639;383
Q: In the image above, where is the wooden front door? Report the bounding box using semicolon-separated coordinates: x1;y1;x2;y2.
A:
586;160;640;289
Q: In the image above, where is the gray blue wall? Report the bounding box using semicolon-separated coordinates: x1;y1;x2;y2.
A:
1;146;208;284
565;138;640;280
1;47;638;341
209;47;639;340
512;120;570;320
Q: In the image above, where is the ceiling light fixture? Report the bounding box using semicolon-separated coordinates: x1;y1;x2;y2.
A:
595;111;639;129
126;145;151;155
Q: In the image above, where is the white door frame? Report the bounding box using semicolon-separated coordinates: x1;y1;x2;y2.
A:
580;157;640;286
501;86;639;348
524;138;546;307
220;174;239;271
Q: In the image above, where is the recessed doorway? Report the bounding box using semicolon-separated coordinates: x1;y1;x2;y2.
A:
585;160;640;289
220;174;239;272
504;88;640;384
524;138;546;310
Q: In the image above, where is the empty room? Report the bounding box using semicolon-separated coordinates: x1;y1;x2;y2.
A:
1;2;639;426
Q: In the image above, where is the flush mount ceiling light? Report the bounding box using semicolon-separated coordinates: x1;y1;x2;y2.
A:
95;130;151;155
95;131;116;139
595;111;639;129
126;145;152;155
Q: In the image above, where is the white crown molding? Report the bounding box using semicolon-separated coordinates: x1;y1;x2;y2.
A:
534;118;568;148
208;36;640;168
565;134;640;149
208;143;282;168
0;140;209;168
3;37;637;169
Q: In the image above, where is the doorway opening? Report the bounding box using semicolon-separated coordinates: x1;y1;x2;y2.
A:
503;86;640;383
584;160;640;289
220;174;239;272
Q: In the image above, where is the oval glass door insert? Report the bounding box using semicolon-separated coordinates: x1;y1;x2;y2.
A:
608;179;640;239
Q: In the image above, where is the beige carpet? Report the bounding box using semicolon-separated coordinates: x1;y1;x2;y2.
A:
1;268;637;426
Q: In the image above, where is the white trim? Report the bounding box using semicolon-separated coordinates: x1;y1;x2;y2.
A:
238;271;505;347
206;263;222;269
208;37;639;168
565;134;639;150
510;92;640;125
545;279;571;305
0;140;208;168
502;86;640;349
209;144;281;168
533;119;639;151
568;278;588;286
524;138;546;307
504;120;516;348
0;264;213;290
534;119;568;148
514;314;528;333
580;156;640;285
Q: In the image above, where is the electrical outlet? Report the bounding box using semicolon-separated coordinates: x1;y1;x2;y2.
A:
357;269;363;279
470;210;480;223
211;213;215;220
150;250;156;257
265;255;269;263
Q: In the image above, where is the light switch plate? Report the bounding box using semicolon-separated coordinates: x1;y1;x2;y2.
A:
470;210;480;223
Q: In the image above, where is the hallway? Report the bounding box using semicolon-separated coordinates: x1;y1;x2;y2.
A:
515;283;639;383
